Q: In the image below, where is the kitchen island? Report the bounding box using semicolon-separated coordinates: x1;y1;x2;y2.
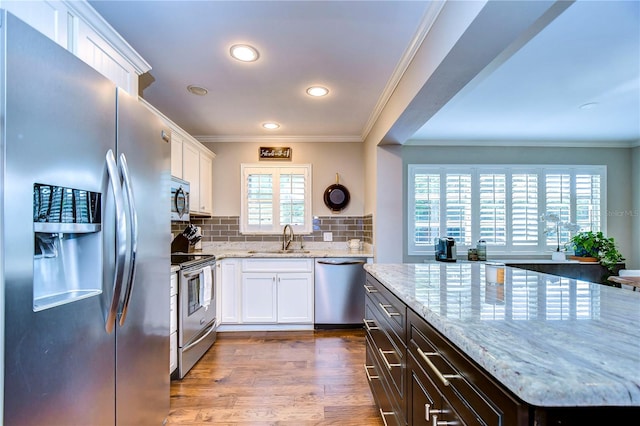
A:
364;262;640;425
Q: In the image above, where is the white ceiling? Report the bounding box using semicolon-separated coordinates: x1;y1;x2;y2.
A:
410;0;640;145
89;0;640;146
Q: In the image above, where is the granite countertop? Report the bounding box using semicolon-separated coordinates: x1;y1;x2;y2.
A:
195;242;373;260
364;262;640;408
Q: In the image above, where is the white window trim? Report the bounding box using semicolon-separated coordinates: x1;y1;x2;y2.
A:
240;163;312;235
408;164;607;256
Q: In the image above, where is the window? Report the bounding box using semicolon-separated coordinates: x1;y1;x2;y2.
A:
241;164;312;234
408;165;606;255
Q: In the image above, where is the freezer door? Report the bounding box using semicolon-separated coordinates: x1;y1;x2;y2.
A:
114;89;171;425
2;13;117;425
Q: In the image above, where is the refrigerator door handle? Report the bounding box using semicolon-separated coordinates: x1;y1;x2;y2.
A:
118;153;138;326
105;149;128;334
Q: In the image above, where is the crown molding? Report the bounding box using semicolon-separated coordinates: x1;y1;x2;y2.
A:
64;0;152;74
404;139;639;148
196;135;363;144
360;0;447;142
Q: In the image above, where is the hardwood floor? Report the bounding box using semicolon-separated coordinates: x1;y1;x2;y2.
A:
167;329;384;425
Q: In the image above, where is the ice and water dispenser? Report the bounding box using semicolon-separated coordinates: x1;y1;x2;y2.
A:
33;183;102;311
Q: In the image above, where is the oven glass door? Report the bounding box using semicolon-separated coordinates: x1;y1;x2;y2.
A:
179;266;215;346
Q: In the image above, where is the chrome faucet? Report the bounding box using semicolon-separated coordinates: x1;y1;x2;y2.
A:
282;224;294;251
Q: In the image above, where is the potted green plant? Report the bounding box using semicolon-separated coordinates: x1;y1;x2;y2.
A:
568;231;624;272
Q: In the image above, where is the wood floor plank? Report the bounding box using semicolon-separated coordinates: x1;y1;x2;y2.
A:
167;329;383;425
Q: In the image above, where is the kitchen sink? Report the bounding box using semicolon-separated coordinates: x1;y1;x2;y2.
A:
247;249;311;254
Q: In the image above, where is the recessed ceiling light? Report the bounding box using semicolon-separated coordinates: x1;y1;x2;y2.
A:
230;44;259;62
579;102;599;110
306;86;329;97
262;122;280;130
187;85;208;96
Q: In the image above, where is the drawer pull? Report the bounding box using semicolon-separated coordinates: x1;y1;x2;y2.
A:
378;303;400;318
363;318;379;331
434;417;459;426
364;284;378;293
364;364;379;381
378;348;401;370
379;408;393;426
425;404;447;421
417;347;461;386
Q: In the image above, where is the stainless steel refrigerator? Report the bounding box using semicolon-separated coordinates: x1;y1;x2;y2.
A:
1;11;171;425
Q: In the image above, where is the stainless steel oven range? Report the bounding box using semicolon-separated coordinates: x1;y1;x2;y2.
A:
171;253;217;379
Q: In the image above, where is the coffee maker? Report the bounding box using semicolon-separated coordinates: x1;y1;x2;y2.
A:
435;237;457;262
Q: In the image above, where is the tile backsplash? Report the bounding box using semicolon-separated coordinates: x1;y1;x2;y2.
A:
173;214;373;244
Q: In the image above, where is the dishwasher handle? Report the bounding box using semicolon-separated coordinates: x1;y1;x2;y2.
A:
316;260;366;266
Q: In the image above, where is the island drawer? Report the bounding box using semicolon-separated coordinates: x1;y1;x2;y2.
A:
365;292;406;407
408;352;461;426
366;332;405;426
364;274;406;343
408;309;526;426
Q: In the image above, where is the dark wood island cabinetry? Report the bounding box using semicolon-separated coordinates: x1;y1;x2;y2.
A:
364;263;640;426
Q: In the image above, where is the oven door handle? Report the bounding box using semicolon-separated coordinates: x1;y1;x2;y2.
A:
182;321;217;352
183;270;203;280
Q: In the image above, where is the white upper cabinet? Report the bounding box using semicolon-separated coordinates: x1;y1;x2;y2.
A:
182;141;201;213
141;99;216;217
170;133;184;179
0;0;150;95
0;0;70;48
199;152;213;214
180;138;214;216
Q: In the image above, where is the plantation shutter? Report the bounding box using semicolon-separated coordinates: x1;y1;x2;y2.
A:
279;171;306;226
413;173;440;248
246;173;273;229
478;173;506;244
241;164;312;234
445;174;472;245
511;173;539;246
544;174;571;246
575;173;601;232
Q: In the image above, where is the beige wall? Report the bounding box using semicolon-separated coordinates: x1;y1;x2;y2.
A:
401;145;636;266
202;141;365;218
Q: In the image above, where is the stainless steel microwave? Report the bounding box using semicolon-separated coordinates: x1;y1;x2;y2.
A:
171;177;190;221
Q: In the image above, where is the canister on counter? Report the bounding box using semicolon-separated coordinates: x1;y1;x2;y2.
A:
468;248;478;261
477;240;487;261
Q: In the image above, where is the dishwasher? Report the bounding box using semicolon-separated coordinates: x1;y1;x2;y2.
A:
314;258;367;328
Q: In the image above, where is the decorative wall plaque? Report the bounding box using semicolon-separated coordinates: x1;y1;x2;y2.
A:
259;146;291;160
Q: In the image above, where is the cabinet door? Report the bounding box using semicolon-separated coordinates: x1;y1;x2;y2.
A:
241;273;277;323
170;132;184;178
199;153;213;214
1;0;70;48
76;20;138;94
220;259;241;323
277;272;313;323
170;294;177;333
182;141;200;213
169;331;177;373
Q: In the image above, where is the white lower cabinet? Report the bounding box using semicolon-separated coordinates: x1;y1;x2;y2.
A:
241;273;278;323
169;271;178;374
219;258;241;323
276;273;314;323
219;258;314;328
